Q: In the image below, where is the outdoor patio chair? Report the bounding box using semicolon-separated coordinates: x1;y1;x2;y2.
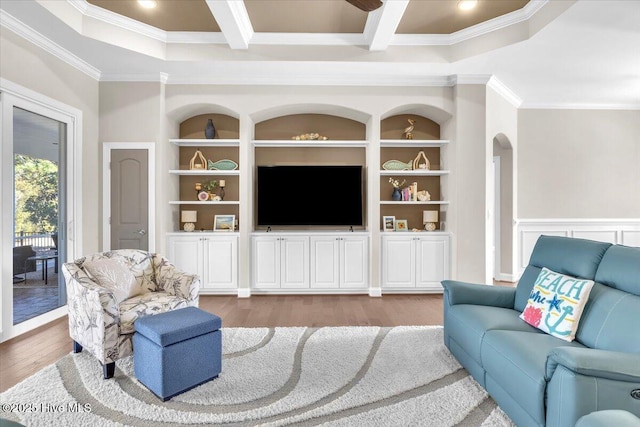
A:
13;245;37;283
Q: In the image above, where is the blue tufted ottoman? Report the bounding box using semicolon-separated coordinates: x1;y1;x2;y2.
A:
133;307;222;401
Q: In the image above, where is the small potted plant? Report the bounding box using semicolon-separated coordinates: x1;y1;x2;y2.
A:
203;180;218;200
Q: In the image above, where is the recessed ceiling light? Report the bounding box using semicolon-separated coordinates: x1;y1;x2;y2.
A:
458;0;478;11
137;0;157;9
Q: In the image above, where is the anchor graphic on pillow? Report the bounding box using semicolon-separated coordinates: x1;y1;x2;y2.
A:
544;304;574;337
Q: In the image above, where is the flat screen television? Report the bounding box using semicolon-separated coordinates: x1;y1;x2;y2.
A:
257;165;363;227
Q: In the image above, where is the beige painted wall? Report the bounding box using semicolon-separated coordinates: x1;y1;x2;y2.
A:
0;28;100;255
99;81;173;253
518;109;640;218
486;86;518;277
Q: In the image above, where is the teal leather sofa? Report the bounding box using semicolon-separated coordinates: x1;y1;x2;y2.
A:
576;410;640;427
442;236;640;427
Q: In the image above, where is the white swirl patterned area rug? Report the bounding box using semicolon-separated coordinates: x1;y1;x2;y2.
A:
1;326;514;427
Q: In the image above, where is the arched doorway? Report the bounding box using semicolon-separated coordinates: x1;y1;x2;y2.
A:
492;133;514;282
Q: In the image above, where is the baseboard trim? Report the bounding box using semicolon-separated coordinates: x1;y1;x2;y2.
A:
237;288;251;298
369;288;382;297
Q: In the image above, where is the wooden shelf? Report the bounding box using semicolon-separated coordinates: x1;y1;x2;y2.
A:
380;140;449;147
169;201;240;205
169;170;240;176
380;170;450;176
170;139;240;147
380;201;450;205
252;140;368;148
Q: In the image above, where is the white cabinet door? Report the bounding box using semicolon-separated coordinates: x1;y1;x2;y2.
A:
252;236;280;289
310;236;340;289
415;237;449;290
167;235;202;280
340;236;368;289
382;236;415;288
280;236;309;289
203;236;238;289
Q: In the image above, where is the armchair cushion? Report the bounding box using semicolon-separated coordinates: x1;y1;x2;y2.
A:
83;258;140;304
119;292;190;334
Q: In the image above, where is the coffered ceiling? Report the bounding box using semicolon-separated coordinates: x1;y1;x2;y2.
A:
1;0;639;108
85;0;529;35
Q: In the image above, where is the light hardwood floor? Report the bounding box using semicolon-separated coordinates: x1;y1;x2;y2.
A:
0;294;446;392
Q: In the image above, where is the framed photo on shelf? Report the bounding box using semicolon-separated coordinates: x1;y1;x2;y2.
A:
383;215;396;232
214;214;236;232
394;219;408;232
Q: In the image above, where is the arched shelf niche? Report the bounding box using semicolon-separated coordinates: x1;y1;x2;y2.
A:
254;113;366;141
169;112;241;231
179;113;240;140
378;106;451;232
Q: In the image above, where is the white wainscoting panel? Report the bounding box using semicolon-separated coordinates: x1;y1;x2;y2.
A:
517;219;640;273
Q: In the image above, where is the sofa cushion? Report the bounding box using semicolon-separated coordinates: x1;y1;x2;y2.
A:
520;267;595;342
119;292;190;334
575;282;640;353
594;245;640;296
481;330;586;425
447;304;540;365
83;258;141;304
514;236;611;312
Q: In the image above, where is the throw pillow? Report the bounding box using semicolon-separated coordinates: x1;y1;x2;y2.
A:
83;258;140;304
519;267;594;342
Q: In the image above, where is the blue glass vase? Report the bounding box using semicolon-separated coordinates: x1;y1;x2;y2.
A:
392;187;402;201
205;119;216;139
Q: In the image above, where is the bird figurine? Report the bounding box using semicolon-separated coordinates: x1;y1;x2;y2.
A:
403;119;416;140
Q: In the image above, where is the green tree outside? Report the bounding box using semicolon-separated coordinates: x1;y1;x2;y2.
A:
14;154;58;234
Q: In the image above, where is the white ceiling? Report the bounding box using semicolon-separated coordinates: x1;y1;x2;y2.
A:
1;0;639;108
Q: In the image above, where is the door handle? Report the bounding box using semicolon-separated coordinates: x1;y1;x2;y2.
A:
136;229;147;235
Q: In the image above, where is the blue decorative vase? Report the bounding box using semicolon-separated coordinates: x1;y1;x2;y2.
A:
392;187;402;201
205;119;216;139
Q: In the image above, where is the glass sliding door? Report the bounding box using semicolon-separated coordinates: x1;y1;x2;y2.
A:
12;107;66;324
1;81;80;341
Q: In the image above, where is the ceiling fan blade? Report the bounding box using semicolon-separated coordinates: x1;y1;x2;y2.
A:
346;0;383;12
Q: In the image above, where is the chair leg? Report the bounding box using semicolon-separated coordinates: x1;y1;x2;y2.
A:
72;341;83;353
103;362;115;379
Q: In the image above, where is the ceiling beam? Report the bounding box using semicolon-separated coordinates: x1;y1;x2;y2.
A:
363;0;409;51
205;0;253;50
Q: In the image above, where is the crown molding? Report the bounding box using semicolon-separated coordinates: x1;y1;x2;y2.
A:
165;70;454;87
100;73;169;83
165;32;226;44
520;102;640;110
0;9;101;80
250;33;366;46
487;76;523;108
450;75;492;85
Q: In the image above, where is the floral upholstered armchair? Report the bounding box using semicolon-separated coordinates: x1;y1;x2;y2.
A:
62;249;200;379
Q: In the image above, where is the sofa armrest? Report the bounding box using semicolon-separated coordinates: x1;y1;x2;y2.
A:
547;347;640;382
62;262;121;364
441;280;516;308
153;255;200;306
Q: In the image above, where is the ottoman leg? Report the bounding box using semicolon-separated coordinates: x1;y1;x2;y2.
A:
73;341;83;353
103;362;115;379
